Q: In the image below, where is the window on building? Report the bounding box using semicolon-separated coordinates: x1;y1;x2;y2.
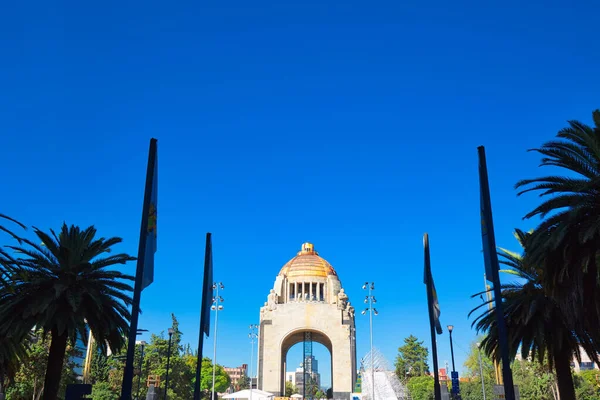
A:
580;362;595;370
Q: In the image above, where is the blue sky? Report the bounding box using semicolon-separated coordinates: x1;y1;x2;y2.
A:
2;0;599;389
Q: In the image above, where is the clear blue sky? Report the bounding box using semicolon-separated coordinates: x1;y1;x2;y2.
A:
2;0;599;389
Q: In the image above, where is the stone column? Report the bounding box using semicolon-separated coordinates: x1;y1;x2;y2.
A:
309;281;313;301
316;283;320;302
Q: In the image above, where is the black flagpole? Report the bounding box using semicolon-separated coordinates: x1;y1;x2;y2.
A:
478;146;516;400
194;233;213;400
424;233;442;400
121;138;157;400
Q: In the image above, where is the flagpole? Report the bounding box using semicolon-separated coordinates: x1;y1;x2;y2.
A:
477;146;516;400
424;234;442;400
194;233;213;400
121;138;158;400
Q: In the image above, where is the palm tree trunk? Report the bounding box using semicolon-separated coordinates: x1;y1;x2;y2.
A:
554;346;575;400
42;328;68;400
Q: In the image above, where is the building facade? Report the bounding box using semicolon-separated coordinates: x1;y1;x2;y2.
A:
224;364;248;390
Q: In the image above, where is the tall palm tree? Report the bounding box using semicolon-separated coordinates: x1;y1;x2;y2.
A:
0;213;27;396
470;229;596;400
0;213;26;288
0;223;135;400
515;109;600;362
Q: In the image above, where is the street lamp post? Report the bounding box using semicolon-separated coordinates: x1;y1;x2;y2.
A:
362;282;378;400
249;325;259;400
211;282;225;400
447;325;461;400
136;341;147;400
164;328;174;400
477;343;486;400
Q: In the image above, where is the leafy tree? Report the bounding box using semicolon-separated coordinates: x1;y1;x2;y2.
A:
394;335;430;380
0;224;136;400
314;389;326;399
91;382;118;400
511;359;557;400
238;374;251;391
5;329;81;400
470;229;583;400
515;110;600;399
573;370;600;400
406;375;434;400
461;341;495;400
285;381;297;397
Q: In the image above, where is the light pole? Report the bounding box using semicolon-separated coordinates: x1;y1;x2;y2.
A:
362;282;378;400
136;340;147;400
164;328;174;400
249;325;258;400
447;325;461;400
477;343;486;400
211;282;225;400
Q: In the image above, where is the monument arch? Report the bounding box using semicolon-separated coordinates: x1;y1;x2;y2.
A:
258;243;357;399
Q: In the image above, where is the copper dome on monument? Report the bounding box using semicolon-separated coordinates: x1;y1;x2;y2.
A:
278;242;338;279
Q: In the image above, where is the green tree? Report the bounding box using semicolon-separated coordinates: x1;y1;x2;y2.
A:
511;359;558;400
515;110;600;399
90;382;118;400
573;370;600;400
238;374;251;391
285;381;297;397
5;329;81;400
470;229;583;400
0;224;136;400
461;341;495;400
406;375;434;400
314;389;326;399
394;335;430;380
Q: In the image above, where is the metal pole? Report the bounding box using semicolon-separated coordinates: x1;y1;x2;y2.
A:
477;344;486;400
449;331;456;373
164;332;173;400
369;285;374;400
256;326;260;391
136;343;146;400
211;284;221;400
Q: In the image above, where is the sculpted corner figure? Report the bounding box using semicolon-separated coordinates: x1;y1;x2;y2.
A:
337;288;348;310
267;289;278;311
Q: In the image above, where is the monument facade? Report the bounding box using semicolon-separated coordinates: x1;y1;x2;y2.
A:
258;243;357;399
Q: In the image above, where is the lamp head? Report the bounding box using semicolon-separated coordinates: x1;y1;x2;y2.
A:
447;325;454;333
373;308;378;315
168;328;174;335
364;296;369;304
362;282;368;289
372;297;377;303
220;283;225;290
370;282;375;290
141;340;147;346
361;309;367;315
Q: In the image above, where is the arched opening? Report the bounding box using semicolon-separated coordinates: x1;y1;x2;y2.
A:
281;330;333;398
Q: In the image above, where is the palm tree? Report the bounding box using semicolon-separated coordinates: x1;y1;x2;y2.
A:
470;229;596;400
0;213;27;396
515;110;600;341
0;223;135;400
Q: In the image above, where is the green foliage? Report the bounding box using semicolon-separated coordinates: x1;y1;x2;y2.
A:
406;375;434;400
314;389;326;399
285;381;298;397
394;335;430;380
237;374;250;391
91;381;119;400
5;329;80;400
511;359;557;400
573;371;600;400
461;341;495;400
